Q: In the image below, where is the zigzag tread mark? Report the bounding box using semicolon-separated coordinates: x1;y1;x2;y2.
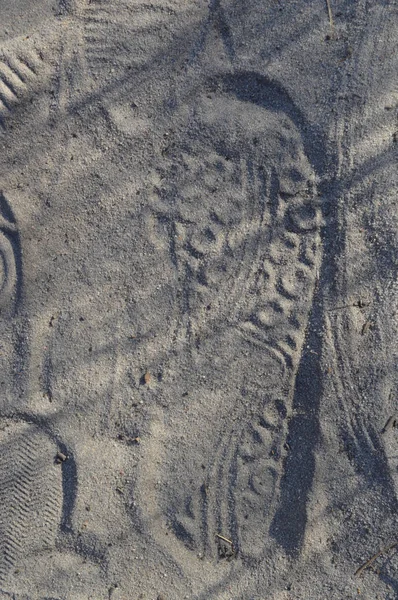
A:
0;425;62;581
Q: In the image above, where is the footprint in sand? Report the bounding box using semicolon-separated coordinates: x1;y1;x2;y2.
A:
137;73;324;576
0;191;107;599
0;193;63;591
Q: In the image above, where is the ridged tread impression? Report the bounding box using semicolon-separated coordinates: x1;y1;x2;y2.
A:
82;0;181;77
145;92;323;561
0;37;46;121
0;419;62;584
154;94;322;369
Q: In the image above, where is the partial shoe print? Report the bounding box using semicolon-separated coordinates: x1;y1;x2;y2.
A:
0;32;53;128
81;0;187;80
0;419;63;587
0;189;107;596
0;1;85;129
138;76;323;573
0;193;63;593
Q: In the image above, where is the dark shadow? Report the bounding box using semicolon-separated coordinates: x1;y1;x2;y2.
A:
168;513;196;552
354;422;398;496
205;71;328;176
189;0;236;64
0;191;23;311
58;439;77;534
269;291;323;556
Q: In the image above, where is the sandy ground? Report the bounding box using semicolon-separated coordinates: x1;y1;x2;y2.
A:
0;0;397;598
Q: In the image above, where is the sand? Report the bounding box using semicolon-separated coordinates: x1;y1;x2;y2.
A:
0;0;397;598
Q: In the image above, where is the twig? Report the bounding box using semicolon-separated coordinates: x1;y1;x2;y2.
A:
382;415;398;434
215;533;233;545
326;0;334;32
355;542;398;577
215;533;236;560
327;300;370;312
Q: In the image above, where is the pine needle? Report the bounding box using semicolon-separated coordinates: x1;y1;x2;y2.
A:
326;0;334;32
355;542;398;577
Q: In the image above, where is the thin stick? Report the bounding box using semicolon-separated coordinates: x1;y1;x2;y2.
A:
355;542;398;577
215;533;233;545
326;0;334;32
382;415;398;434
